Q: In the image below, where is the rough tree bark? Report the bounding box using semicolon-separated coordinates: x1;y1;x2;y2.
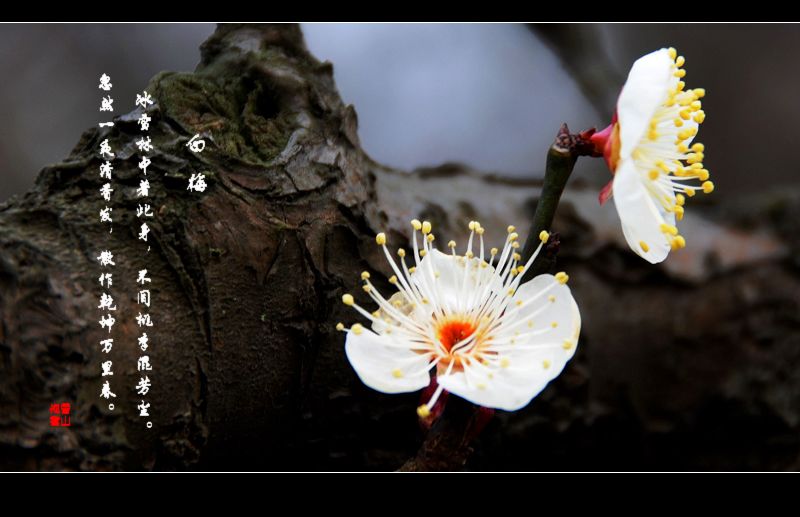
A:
2;23;799;471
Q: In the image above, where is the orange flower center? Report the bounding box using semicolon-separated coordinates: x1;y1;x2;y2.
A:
437;319;477;352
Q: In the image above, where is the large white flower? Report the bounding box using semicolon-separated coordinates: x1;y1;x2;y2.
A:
591;47;714;264
338;220;581;415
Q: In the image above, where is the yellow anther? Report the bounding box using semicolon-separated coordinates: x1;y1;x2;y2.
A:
680;109;692;120
477;383;487;390
675;165;686;177
342;293;354;306
411;219;422;231
542;360;551;370
694;110;706;124
677;80;685;91
528;320;534;328
508;232;519;242
649;170;660;180
490;247;498;256
335;322;344;331
421;221;432;234
648;129;659;140
685;189;696;198
702;181;715;194
392;369;403;379
388;275;398;284
507;288;515;296
678;143;689;153
362;284;372;293
466;250;474;259
551;322;558;328
675;55;685;67
426;233;435;243
687;153;703;165
397;248;406;258
500;357;510;368
408;266;417;273
512;252;521;262
516;300;523;306
372;310;380;317
511;242;520;249
361;271;370;280
468;221;477;231
674;118;684;127
692;143;705;153
668;47;677;59
693;88;706;98
448;240;456;249
690;100;702;111
419;250;427;257
639;241;650;253
562;340;573;350
375;232;386;245
417;405;431;418
516;265;525;274
674;205;685;221
674;69;686;78
555;271;569;284
673;235;687;249
352;323;364;335
476;227;485;235
660;224;679;236
539;230;550;243
507;225;516;233
548;295;556;303
690;162;704;169
676;194;685;206
697;169;710;181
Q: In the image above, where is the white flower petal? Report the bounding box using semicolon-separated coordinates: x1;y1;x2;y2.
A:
345;328;431;394
437;370;547;411
612;159;675;264
503;273;581;347
415;248;502;315
617;48;674;159
437;274;581;411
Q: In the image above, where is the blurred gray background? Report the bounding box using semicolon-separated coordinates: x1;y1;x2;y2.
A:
1;23;798;202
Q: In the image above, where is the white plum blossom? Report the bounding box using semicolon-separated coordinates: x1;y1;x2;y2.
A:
591;47;714;264
339;220;581;415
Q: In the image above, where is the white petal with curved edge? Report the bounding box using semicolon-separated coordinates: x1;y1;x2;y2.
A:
438;276;581;411
437;329;576;412
345;328;432;394
612;159;675;264
617;48;674;159
499;273;581;348
437;369;549;411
